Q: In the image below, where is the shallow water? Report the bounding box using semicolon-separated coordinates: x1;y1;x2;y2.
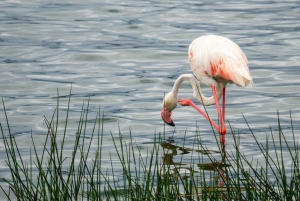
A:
0;0;300;198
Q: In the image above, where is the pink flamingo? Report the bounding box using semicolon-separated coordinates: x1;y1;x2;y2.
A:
161;35;252;143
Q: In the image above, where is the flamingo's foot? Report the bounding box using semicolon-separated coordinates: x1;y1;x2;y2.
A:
219;128;226;136
178;99;192;106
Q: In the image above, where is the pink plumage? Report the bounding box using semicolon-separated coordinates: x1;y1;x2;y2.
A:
188;35;252;87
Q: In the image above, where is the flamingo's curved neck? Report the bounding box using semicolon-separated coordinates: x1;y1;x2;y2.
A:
171;74;223;106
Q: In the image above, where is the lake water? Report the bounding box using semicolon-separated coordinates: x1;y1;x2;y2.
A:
0;0;300;198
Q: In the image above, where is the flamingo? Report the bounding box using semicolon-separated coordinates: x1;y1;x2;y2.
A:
161;35;252;143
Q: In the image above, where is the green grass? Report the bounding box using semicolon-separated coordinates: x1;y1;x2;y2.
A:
0;92;299;200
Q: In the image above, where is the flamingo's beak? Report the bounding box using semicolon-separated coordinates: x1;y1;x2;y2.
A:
161;107;175;126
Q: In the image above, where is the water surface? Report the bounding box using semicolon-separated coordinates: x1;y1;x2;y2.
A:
0;0;299;198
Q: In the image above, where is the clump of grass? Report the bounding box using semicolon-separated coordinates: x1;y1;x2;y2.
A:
0;92;299;200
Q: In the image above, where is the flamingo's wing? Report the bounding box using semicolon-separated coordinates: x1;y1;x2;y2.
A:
188;35;252;87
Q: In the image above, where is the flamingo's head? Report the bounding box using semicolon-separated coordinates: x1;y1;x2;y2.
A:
161;92;177;126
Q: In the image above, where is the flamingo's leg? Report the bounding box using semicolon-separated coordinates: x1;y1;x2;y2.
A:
179;86;226;143
221;87;226;144
211;86;222;122
178;99;220;133
222;87;226;123
211;86;226;142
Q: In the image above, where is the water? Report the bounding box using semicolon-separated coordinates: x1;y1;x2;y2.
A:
0;0;300;198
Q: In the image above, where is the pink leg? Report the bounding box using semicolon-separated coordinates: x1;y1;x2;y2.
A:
211;86;226;137
178;99;220;132
222;87;226;123
211;86;222;124
178;86;226;143
220;87;226;143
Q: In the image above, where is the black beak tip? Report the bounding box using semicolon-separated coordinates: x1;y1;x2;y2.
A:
167;121;175;127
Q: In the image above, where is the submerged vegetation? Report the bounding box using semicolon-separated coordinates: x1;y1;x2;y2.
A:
0;93;299;200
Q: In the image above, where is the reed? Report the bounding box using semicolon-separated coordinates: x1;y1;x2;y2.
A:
0;93;299;200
